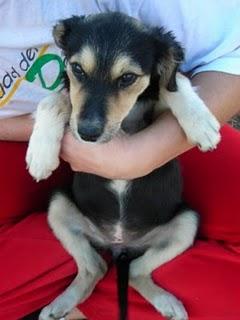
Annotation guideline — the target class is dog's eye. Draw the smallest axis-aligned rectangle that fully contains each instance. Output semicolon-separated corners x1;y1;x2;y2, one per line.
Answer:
71;63;86;80
118;73;137;88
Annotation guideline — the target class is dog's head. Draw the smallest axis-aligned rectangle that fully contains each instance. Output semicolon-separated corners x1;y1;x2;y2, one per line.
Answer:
53;12;184;142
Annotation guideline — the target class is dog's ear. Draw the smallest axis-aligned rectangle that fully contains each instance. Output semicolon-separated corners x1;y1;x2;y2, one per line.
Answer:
53;15;86;50
151;27;184;92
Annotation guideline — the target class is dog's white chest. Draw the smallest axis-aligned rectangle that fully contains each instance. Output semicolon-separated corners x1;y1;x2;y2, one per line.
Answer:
112;222;124;244
109;179;129;196
108;179;130;244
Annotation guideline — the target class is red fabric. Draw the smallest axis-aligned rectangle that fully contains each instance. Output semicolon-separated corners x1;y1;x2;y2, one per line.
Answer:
0;142;72;225
0;125;240;320
81;241;240;320
179;126;240;244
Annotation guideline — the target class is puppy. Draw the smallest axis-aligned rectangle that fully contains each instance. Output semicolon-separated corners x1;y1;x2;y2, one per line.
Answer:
26;13;221;320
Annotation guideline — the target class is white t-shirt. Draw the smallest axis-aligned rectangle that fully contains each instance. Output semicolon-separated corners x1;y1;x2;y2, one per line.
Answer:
0;0;239;119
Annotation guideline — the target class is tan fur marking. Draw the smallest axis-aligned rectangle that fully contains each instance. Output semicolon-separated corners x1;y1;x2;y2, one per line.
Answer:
53;22;65;46
106;75;150;130
111;55;143;80
67;64;87;137
158;47;179;87
70;46;96;74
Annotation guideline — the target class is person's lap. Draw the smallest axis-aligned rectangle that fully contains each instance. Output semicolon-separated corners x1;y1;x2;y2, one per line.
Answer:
1;125;240;320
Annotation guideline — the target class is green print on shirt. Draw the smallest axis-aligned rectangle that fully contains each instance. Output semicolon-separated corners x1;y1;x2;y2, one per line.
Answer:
0;45;64;108
25;53;65;91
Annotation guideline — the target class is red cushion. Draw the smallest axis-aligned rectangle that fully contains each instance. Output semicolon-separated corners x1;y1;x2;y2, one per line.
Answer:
0;142;72;225
1;212;240;320
0;125;240;319
179;125;240;243
0;212;77;319
81;240;240;320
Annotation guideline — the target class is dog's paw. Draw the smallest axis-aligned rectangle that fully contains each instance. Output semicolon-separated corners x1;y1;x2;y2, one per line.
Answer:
39;302;70;320
181;107;221;152
26;132;60;181
153;292;188;320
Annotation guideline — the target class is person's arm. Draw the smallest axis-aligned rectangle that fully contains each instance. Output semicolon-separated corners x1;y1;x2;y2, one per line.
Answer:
60;71;240;179
0;114;33;141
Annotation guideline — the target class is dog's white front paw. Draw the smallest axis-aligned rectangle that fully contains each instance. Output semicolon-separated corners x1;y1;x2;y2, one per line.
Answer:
153;292;188;320
181;108;221;152
26;132;60;181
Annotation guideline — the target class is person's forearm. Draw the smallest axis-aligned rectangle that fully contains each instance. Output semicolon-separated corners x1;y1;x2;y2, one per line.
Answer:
191;71;240;123
0;114;33;141
125;71;240;176
60;71;240;180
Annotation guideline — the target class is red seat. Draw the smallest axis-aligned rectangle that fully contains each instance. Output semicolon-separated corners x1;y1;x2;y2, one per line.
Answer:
0;125;239;319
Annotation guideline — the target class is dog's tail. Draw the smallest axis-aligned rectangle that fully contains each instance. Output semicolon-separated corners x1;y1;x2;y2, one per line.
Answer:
114;250;131;320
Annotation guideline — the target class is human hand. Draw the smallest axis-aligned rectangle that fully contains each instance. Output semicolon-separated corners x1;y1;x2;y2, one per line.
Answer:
60;129;146;180
60;112;191;180
67;307;86;319
62;68;240;181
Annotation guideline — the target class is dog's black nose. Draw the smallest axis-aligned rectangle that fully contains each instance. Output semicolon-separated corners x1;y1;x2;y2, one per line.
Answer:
78;122;103;142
